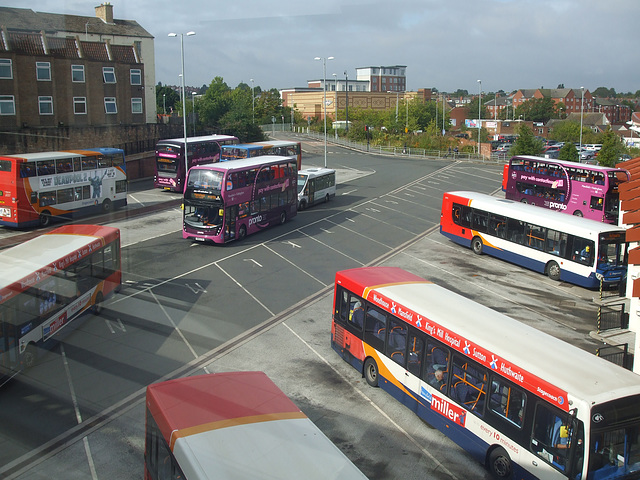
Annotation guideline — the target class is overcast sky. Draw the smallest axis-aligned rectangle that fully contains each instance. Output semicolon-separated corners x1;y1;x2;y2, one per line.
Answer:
6;0;640;95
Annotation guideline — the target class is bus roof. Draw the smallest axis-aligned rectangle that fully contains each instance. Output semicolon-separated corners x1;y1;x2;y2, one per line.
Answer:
511;155;628;173
446;191;625;238
2;151;86;161
221;144;266;151
157;135;238;145
253;140;299;147
0;225;119;299
299;167;335;177
190;155;295;172
336;267;640;410
146;371;367;480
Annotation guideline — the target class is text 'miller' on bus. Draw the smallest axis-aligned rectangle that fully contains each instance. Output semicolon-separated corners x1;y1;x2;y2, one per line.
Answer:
0;225;121;387
154;134;239;192
440;191;627;289
183;155;298;244
0;149;127;228
332;266;640;480
145;371;368;480
297;167;336;210
501;156;630;224
220;140;302;170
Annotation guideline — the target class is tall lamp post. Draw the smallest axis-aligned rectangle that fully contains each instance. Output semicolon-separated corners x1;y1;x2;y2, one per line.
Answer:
250;78;255;123
191;91;196;137
315;56;334;167
163;93;166;115
579;86;585;155
333;73;338;138
168;31;195;176
477;79;482;156
344;71;349;132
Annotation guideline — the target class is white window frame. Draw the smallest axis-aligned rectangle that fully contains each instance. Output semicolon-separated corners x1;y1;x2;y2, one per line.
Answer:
104;97;117;114
73;97;87;115
102;66;116;84
131;97;143;114
0;59;13;79
0;95;15;115
130;68;142;85
71;65;85;83
36;61;51;81
38;96;54;115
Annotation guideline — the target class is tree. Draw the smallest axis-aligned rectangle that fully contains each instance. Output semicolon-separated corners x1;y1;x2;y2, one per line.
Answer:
597;129;624;167
558;142;579;162
510;124;544;156
592;87;617;98
514;97;558;123
156;84;180;115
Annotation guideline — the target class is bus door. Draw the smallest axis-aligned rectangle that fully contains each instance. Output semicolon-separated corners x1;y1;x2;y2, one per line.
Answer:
225;206;237;241
308;179;315;205
0;318;19;377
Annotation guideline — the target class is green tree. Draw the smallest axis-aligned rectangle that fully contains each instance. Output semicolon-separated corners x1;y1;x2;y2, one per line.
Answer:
156;83;180;115
510;124;544;156
514;97;558;123
597;129;624;167
558;142;579;162
592;87;616;98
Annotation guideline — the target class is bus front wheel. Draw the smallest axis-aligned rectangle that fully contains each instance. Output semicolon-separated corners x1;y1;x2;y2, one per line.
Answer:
298;201;306;211
488;447;512;479
364;358;379;387
102;198;112;213
520;198;528;204
280;211;287;225
325;193;330;203
573;210;583;217
471;237;484;255
238;225;247;241
39;210;52;227
93;291;104;315
23;343;37;369
547;261;561;281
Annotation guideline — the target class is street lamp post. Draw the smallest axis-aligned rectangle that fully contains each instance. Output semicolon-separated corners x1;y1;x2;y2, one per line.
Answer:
344;71;349;132
250;78;255;124
315;56;334;168
168;31;195;178
333;73;338;139
163;93;166;115
477;79;482;157
579;86;585;155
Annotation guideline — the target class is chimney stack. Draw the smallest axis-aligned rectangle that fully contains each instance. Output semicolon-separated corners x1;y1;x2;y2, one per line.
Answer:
95;2;114;23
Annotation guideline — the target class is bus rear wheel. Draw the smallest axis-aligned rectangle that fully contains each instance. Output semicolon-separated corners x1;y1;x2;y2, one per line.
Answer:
547;261;561;281
280;211;287;225
325;193;330;203
488;447;512;479
298;201;306;211
39;210;52;227
93;291;104;315
102;198;112;213
364;358;379;387
23;343;37;369
471;237;484;255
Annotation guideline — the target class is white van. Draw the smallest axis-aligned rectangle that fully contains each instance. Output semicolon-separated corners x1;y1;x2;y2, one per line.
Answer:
297;167;336;210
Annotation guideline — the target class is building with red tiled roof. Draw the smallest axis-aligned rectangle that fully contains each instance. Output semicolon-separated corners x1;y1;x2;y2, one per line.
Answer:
0;3;156;127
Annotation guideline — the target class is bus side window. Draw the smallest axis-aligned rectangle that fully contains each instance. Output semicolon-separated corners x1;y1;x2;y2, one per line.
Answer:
531;404;573;472
386;319;407;366
489;376;526;427
451;355;487;416
334;288;349;323
407;332;424;377
424;342;450;392
363;307;387;353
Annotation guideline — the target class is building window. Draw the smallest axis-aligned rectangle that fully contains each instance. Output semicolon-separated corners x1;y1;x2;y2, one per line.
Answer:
0;59;13;79
103;67;116;84
38;96;53;115
130;69;142;85
104;97;117;114
36;62;51;81
71;65;85;83
131;97;143;114
73;97;87;114
0;95;15;115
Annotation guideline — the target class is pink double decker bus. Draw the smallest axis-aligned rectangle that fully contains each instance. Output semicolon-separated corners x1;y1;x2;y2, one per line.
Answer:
183;155;297;243
502;156;630;224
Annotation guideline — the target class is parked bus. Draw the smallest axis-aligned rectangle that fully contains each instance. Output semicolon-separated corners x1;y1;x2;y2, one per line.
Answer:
332;266;640;480
154;134;238;192
0;149;127;228
501;156;630;224
0;224;121;387
297;167;336;210
440;191;627;289
183;156;297;243
144;371;367;480
220;140;302;169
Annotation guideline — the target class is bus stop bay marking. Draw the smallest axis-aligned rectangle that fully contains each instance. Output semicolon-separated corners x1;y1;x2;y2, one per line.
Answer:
105;318;127;334
243;259;263;268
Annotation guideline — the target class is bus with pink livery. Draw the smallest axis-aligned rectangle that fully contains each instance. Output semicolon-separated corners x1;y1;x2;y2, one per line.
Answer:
182;155;297;243
502;156;629;224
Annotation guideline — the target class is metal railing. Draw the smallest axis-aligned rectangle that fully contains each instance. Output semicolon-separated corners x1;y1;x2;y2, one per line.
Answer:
597;303;629;332
596;343;633;370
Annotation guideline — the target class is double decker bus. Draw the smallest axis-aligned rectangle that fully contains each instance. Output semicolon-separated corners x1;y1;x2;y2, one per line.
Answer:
183;156;297;243
0;225;121;387
440;191;627;289
502;156;630;223
0;149;127;228
145;371;367;480
220;140;302;169
154;134;238;192
297;167;336;210
332;266;640;480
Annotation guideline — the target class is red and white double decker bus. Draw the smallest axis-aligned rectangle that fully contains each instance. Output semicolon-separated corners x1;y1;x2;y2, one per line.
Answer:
154;134;238;192
144;371;367;480
0;225;121;387
183;156;297;243
502;156;630;224
332;266;640;480
0;149;127;228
